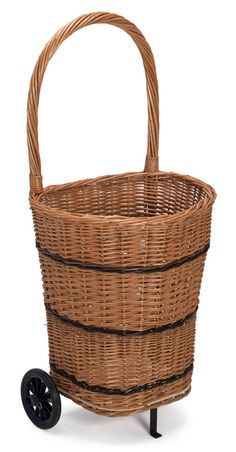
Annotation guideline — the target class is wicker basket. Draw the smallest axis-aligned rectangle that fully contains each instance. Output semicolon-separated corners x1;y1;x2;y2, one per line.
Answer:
27;12;216;417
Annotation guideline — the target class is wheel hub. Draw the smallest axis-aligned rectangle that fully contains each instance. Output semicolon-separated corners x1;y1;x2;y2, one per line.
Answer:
30;393;42;408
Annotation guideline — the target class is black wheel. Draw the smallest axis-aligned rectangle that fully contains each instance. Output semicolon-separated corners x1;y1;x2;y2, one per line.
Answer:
21;368;61;429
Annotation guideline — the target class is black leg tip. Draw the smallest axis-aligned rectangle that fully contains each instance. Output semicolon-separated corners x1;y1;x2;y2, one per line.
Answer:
150;431;162;438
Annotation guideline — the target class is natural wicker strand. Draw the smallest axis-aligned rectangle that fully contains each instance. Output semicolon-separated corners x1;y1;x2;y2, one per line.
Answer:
27;12;159;193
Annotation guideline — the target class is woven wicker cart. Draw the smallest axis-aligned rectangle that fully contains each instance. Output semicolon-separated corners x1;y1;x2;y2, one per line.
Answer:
21;12;216;437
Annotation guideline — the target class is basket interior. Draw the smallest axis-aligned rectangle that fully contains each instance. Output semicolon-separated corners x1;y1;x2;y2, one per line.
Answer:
40;173;210;218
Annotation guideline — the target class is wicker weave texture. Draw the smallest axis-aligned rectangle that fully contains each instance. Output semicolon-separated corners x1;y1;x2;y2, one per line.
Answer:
48;310;194;416
27;12;216;416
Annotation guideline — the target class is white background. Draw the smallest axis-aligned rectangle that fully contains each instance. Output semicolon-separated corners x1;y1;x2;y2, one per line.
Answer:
0;0;235;450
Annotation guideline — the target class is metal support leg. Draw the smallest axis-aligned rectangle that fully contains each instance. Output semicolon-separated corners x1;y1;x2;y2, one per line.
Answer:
150;408;162;438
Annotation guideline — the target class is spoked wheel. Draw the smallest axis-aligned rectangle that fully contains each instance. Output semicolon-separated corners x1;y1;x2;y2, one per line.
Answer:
21;368;61;429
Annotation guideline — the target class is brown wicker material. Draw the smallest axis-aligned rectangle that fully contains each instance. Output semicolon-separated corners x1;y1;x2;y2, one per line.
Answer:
27;12;216;416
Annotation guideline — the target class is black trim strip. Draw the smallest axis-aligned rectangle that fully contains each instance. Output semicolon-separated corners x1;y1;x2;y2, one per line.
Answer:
50;362;193;396
37;243;209;274
46;303;197;336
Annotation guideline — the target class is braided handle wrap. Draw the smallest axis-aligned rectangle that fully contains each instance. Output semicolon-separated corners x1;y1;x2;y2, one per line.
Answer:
27;12;159;193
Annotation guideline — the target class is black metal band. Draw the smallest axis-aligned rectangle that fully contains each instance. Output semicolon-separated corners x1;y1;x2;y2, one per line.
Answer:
46;303;197;336
37;242;209;274
50;362;193;396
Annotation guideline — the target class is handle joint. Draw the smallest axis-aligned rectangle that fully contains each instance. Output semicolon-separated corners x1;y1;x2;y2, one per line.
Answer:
144;156;158;173
29;174;43;194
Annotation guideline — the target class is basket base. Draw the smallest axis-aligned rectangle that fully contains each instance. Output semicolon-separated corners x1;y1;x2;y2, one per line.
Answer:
50;368;192;417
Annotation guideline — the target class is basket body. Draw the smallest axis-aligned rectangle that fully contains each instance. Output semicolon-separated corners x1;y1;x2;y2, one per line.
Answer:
27;12;216;416
31;172;215;415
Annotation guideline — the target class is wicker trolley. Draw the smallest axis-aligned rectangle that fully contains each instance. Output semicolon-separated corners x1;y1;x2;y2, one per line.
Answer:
21;12;216;437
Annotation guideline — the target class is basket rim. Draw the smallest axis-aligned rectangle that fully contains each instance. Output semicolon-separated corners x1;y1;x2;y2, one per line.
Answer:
30;171;216;224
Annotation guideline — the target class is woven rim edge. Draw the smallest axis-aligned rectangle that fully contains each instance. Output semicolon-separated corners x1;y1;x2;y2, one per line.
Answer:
30;171;216;224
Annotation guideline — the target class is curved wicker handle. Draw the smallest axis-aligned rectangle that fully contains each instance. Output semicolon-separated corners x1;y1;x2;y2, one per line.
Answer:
27;12;159;194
